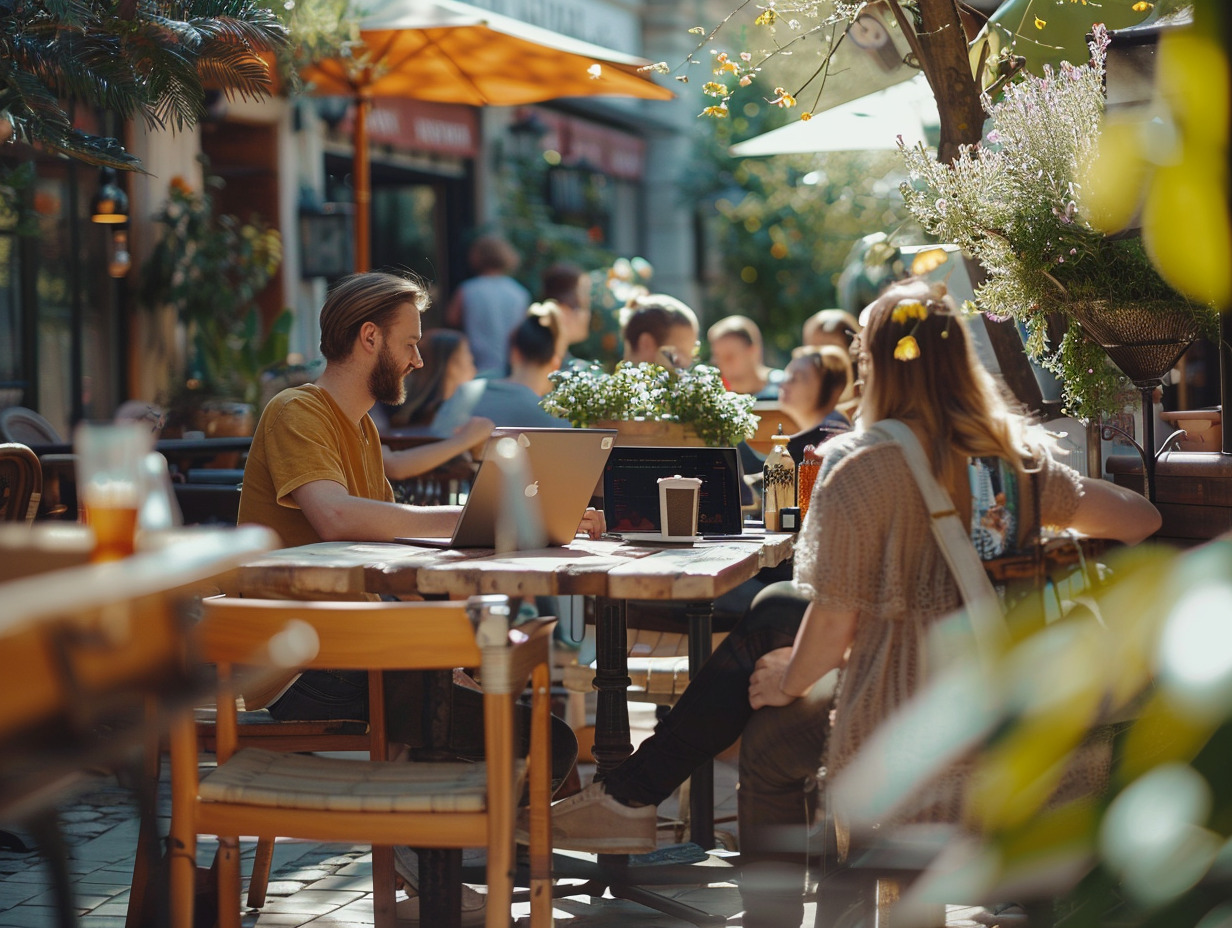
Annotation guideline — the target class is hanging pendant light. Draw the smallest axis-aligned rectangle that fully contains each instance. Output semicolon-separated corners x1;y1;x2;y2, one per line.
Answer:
90;167;129;224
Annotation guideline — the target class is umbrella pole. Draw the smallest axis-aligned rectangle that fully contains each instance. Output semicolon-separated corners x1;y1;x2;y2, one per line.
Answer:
354;87;372;273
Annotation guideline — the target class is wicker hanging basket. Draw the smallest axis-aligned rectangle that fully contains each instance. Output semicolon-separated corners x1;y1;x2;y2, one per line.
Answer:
1068;300;1202;386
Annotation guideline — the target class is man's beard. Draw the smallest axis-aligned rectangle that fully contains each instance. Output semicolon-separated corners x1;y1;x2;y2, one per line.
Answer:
368;343;408;406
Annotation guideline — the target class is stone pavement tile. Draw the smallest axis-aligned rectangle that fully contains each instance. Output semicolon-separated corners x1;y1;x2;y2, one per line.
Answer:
82;903;129;918
333;862;372;877
305;876;373;893
72;820;139;862
77;915;126;928
21;889;115;911
0;903;58;928
278;890;366;908
248;913;309;927
256;897;350;916
327;899;374;924
300;917;373;928
271;869;331;883
264;880;309;897
0;883;44;907
0;870;51;884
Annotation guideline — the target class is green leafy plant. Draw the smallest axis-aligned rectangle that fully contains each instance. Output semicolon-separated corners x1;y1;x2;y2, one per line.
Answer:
140;173;290;411
0;0;286;171
541;361;758;448
899;24;1217;419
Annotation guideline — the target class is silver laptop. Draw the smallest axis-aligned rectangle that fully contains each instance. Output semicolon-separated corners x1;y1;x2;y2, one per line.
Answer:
395;427;617;549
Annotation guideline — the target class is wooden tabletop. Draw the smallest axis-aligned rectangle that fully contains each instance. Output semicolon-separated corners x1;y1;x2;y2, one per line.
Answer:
234;534;796;602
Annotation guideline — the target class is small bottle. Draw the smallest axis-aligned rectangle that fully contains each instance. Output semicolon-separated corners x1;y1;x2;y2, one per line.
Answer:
797;444;821;525
762;424;795;532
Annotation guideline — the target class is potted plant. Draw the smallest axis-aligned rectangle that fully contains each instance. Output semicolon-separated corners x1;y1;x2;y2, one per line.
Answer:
540;361;759;448
140;174;292;434
898;24;1218;421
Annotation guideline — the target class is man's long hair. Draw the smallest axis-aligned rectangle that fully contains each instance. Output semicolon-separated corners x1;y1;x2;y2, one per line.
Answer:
319;272;430;362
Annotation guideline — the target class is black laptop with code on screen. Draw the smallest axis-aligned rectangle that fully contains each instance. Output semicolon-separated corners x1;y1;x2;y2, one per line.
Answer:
601;445;749;538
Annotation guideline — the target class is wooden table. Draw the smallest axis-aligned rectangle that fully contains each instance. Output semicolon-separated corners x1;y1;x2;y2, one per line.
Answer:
0;524;278;928
234;534;795;850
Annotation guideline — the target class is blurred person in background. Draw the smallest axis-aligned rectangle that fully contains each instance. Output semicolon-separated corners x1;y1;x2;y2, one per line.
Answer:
444;234;529;376
431;303;570;432
777;345;854;463
802;308;860;352
540;262;593;369
707;315;784;398
620;293;700;368
377;328;492;482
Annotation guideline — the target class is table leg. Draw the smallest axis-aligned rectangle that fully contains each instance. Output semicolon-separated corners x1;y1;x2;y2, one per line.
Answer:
685;600;715;851
591;596;632;781
413;670;461;928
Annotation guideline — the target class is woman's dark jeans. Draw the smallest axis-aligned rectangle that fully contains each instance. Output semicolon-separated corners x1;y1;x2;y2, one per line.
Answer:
601;579;810;807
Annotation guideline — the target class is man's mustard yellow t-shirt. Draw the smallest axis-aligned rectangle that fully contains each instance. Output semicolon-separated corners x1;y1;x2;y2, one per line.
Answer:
239;383;393;547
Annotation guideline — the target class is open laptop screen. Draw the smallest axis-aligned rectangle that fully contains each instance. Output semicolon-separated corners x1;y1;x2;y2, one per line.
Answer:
602;446;744;536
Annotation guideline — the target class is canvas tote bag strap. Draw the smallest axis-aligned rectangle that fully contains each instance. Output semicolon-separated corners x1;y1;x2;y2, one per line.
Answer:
871;419;1010;661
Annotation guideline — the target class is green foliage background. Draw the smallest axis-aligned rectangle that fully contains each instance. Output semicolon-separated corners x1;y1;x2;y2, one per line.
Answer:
686;87;924;366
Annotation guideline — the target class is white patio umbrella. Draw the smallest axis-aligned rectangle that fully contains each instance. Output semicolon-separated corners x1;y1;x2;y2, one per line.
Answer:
728;74;940;157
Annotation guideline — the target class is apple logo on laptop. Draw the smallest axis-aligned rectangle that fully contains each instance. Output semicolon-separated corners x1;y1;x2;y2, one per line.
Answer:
524;481;539;498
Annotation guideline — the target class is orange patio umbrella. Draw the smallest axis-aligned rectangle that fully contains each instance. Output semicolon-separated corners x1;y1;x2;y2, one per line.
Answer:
301;0;674;271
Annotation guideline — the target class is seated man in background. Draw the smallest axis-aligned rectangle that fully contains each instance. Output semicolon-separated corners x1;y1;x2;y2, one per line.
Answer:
706;314;784;399
239;271;600;925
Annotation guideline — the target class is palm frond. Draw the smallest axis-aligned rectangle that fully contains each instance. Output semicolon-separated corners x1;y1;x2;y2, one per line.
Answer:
1;0;288;168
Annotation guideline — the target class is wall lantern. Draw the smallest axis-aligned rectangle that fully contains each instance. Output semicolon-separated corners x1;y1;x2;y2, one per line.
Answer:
90;167;129;224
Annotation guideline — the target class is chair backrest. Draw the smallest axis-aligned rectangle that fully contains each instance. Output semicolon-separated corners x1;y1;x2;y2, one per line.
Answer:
195;598;485;671
0;407;63;445
0;443;42;523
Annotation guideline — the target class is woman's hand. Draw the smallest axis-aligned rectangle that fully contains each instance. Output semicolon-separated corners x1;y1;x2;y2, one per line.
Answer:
577;507;606;539
749;647;799;709
453;416;494;450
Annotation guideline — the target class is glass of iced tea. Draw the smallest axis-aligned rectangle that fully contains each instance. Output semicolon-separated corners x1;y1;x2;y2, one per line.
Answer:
74;422;152;562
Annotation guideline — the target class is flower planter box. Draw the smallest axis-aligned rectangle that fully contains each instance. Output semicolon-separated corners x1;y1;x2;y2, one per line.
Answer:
593;419;706;447
1107;451;1232;547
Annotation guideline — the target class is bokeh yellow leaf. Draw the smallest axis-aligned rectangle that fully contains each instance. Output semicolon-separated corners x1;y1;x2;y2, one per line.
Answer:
1142;161;1232;307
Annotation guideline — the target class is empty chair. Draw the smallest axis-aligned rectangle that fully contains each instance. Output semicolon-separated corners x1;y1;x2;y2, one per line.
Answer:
0;443;41;523
170;594;556;928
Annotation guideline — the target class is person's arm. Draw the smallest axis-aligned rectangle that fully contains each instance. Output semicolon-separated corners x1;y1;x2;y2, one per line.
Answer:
1067;476;1161;546
382;416;493;480
291;479;461;542
749;602;858;709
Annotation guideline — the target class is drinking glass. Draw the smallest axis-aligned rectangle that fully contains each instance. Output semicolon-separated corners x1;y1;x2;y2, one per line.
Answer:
74;422;153;562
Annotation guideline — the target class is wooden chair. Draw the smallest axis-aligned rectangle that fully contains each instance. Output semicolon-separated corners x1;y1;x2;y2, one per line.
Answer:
170;595;556;928
0;442;42;523
0;407;71;518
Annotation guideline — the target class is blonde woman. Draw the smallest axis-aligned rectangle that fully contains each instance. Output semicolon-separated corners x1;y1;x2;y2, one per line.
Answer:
737;280;1161;927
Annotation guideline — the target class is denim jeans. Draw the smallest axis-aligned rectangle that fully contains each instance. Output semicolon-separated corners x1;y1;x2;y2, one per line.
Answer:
737;670;835;928
602;580;810;807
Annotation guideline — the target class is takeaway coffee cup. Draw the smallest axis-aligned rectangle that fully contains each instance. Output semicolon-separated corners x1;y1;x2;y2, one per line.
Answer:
657;475;702;539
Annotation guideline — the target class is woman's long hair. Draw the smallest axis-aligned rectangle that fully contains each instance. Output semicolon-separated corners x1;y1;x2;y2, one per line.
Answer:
860;280;1032;483
388;328;468;427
